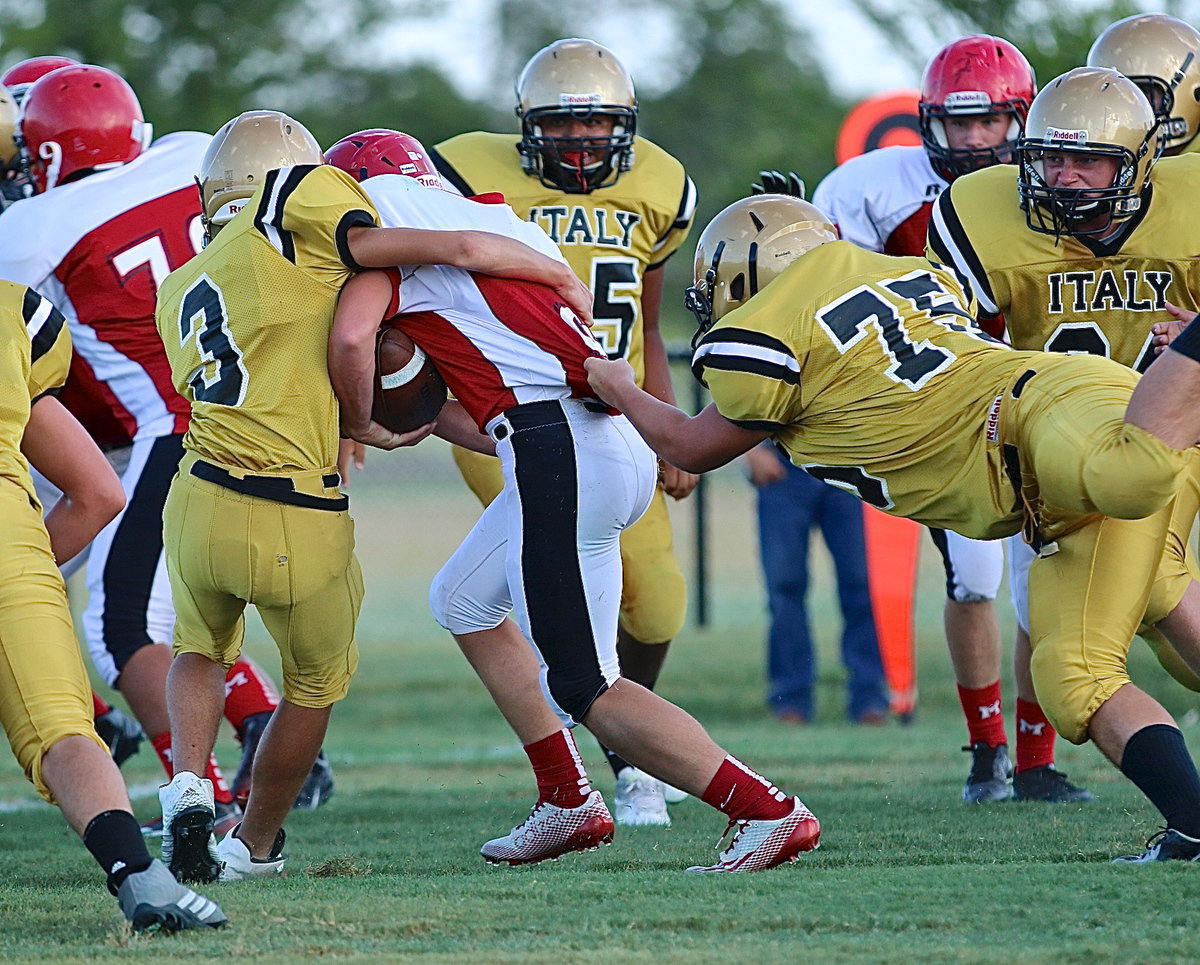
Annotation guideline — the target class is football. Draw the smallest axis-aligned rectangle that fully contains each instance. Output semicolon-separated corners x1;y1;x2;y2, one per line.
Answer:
372;326;447;434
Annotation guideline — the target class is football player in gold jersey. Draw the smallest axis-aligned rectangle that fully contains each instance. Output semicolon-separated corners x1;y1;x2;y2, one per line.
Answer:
588;194;1200;861
1087;13;1200;157
0;282;227;930
927;67;1200;773
432;38;699;826
155;111;593;884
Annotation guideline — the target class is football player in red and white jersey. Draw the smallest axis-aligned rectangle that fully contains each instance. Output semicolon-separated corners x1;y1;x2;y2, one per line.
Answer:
812;37;1091;805
0;64;331;827
327;133;821;874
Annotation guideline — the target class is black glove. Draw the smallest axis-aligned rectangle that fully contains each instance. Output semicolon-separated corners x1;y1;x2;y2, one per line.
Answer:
751;170;806;199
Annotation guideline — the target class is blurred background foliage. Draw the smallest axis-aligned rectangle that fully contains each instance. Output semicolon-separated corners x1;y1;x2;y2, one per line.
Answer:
0;0;1186;338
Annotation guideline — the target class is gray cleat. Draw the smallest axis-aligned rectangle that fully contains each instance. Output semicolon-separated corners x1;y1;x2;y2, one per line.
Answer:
117;859;227;933
962;742;1013;803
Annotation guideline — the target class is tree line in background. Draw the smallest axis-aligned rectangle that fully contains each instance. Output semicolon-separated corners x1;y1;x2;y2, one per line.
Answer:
0;0;1184;339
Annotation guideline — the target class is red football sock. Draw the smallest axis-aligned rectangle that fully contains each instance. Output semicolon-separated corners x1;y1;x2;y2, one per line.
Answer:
701;756;793;822
150;731;174;778
151;731;234;803
206;758;234;804
957;681;1007;747
92;692;112;718
524;729;591;808
223;658;279;736
1015;697;1057;773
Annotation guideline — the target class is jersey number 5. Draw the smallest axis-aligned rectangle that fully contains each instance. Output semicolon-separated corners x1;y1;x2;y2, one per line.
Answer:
177;274;248;407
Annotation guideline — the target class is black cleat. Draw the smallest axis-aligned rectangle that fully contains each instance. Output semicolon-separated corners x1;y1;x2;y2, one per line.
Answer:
1114;828;1200;863
232;711;334;810
230;711;271;808
1012;764;1096;803
962;742;1012;803
294;751;335;810
94;706;146;768
117;859;227;932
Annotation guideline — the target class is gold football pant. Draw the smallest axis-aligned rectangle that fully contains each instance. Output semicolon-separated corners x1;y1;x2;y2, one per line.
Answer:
452;444;686;644
0;484;105;801
163;453;363;708
1006;357;1192;743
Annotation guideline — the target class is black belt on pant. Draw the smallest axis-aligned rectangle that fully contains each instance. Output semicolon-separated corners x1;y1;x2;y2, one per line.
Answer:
499;398;609;435
190;460;347;511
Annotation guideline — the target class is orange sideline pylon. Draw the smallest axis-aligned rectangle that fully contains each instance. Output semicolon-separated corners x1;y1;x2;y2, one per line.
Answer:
863;506;921;719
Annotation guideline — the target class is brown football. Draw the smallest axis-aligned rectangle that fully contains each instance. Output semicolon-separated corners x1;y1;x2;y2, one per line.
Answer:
372;326;447;433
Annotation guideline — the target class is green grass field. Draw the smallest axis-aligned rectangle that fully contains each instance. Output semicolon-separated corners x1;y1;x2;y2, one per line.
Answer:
1;439;1198;964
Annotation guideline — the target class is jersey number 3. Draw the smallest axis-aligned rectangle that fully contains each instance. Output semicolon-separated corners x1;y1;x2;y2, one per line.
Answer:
177;274;248;407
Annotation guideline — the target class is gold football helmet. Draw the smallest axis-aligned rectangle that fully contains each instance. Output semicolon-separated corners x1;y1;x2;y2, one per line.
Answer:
1016;67;1158;238
685;195;838;344
515;38;636;193
199;110;322;238
1087;13;1200;155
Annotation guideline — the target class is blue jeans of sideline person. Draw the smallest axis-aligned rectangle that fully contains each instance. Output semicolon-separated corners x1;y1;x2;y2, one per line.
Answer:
754;446;889;722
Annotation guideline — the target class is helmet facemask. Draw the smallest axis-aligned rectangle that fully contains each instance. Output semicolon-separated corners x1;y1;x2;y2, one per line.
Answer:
920;97;1026;180
518;104;636;193
1017;138;1155;239
684;241;726;350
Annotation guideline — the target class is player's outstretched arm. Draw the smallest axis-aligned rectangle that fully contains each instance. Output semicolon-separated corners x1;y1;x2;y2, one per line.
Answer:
329;270;435;450
347;226;594;327
639;265;699;500
22;396;124;565
585;357;769;472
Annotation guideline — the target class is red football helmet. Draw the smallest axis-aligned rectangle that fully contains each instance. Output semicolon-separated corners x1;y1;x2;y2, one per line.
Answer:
16;64;150;192
324;129;445;189
919;35;1036;181
1;55;79;105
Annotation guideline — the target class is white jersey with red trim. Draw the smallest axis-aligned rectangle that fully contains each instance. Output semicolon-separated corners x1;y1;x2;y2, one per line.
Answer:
812;146;946;257
0;132;209;447
360;174;608;428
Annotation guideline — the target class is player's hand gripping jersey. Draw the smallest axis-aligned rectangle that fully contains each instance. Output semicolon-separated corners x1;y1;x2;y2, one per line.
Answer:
432;132;695;382
156;164;378;474
927;155;1200;367
360;174;607;427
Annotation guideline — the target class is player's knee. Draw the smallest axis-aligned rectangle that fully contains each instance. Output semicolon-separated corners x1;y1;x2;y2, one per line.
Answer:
619;578;686;644
1082;428;1183;519
1029;642;1117;745
429;573;507;634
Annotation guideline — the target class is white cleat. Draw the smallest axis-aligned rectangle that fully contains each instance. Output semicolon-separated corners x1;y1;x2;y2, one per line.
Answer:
614;767;671;827
159;772;221;884
686;797;821;873
481;790;615;865
217;824;287;881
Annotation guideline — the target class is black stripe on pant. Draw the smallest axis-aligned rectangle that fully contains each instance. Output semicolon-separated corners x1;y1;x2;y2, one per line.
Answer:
101;433;184;670
509;404;609;722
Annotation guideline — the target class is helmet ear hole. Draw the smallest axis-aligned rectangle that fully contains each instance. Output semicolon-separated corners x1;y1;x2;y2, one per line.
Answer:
729;274;745;302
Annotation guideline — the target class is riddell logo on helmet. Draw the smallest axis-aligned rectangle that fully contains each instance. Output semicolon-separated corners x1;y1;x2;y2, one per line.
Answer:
943;91;991;111
215;199;247;223
1044;127;1088;143
559;92;602;107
